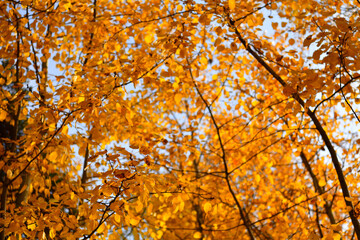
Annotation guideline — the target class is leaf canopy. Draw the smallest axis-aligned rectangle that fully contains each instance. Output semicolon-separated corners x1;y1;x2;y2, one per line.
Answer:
1;0;360;239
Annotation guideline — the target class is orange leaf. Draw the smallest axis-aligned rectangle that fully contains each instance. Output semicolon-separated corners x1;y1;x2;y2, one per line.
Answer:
283;86;296;96
229;0;235;10
114;169;130;179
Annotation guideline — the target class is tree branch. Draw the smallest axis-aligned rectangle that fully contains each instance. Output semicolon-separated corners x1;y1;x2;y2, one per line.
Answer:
187;59;256;240
227;15;360;238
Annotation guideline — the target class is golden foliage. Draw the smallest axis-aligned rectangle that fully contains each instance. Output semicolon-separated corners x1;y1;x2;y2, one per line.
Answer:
1;0;360;239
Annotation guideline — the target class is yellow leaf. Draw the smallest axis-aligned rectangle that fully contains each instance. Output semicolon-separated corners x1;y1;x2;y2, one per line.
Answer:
135;201;143;213
22;107;28;116
114;214;121;223
116;103;122;112
63;2;71;10
97;223;105;234
70;192;75;200
0;110;7;121
228;0;235;10
49;123;56;131
203;202;212;213
49;228;56;239
179;200;184;212
115;43;121;52
144;34;153;44
7;169;12;178
333;233;342;240
174;93;181;105
318;179;326;187
194;232;202;239
48;151;58;161
28;223;36;231
130;216;140;226
61;125;68;134
255;174;261;183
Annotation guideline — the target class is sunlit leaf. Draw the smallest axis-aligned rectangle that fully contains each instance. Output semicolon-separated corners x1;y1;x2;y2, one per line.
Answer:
229;0;235;11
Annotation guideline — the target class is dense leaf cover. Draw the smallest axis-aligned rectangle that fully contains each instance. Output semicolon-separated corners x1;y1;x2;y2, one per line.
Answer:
1;0;360;239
